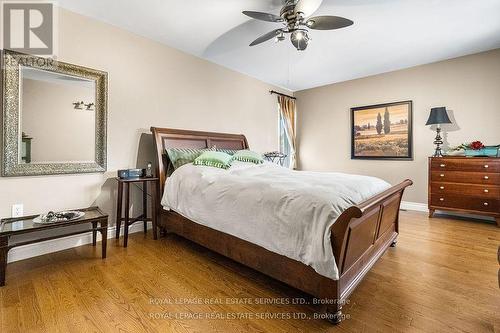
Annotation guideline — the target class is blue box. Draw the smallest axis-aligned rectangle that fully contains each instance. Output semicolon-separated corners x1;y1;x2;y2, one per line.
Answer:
464;146;499;157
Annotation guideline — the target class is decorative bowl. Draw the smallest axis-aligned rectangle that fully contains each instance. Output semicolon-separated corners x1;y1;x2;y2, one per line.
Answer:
33;211;85;224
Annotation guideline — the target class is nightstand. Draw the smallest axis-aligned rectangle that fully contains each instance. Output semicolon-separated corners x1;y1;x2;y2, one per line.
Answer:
115;177;159;247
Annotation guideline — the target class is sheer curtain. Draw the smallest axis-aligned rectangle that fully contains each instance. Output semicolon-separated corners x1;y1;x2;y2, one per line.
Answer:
277;95;297;169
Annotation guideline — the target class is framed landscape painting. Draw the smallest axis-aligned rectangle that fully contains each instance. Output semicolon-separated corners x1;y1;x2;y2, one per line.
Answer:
351;101;413;160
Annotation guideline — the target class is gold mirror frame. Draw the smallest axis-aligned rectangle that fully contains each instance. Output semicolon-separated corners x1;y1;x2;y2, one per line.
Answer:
1;50;107;176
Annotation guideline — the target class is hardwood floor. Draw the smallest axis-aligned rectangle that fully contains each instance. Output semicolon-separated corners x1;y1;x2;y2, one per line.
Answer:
1;211;499;333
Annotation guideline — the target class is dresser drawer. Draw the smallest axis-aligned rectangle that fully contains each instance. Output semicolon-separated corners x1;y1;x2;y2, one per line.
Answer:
431;159;500;172
430;182;500;198
431;194;499;213
431;171;500;185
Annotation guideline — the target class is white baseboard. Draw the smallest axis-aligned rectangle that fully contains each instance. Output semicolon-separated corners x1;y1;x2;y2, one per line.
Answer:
401;201;428;212
4;200;478;264
7;223;151;263
400;201;495;222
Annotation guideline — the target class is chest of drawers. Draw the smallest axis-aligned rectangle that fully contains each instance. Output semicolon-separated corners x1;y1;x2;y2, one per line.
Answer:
428;157;500;227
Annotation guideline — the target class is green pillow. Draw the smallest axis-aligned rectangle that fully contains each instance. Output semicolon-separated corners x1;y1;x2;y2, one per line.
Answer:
193;151;233;169
217;148;239;155
166;148;205;170
232;150;264;164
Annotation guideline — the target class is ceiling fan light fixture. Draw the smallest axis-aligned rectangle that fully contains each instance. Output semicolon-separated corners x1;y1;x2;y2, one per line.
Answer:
291;29;309;50
244;0;353;51
275;32;286;43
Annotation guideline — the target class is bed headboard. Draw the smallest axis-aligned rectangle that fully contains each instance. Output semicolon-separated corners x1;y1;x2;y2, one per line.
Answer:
151;127;249;192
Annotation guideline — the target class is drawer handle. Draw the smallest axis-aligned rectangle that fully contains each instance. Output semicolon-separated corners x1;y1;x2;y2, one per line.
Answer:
440;174;445;177
484;165;489;168
440;164;446;168
484;202;489;206
484;176;489;180
440;186;445;190
484;189;489;193
439;198;445;201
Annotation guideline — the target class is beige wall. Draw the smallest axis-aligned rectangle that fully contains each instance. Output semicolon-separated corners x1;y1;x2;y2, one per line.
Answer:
0;8;285;218
296;49;500;204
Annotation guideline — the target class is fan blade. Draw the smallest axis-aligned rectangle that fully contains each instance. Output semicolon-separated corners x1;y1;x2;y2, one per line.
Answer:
305;16;353;30
242;11;283;23
249;29;283;46
294;0;323;17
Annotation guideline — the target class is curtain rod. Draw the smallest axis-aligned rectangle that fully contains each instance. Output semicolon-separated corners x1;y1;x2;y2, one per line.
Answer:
269;90;296;100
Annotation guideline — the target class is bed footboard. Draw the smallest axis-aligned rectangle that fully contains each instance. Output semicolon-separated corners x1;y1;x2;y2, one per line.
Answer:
327;179;413;322
158;179;412;324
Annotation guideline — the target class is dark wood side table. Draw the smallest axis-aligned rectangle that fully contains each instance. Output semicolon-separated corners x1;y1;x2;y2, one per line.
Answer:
115;177;159;247
0;207;108;286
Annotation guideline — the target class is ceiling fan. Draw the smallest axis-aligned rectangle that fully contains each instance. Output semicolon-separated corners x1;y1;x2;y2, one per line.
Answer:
243;0;353;51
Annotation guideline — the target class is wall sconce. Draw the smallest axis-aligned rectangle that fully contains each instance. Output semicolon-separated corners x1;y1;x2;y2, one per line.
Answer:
73;101;95;111
73;101;84;109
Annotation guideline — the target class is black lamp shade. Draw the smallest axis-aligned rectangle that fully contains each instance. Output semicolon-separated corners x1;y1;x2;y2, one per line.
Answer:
426;107;452;125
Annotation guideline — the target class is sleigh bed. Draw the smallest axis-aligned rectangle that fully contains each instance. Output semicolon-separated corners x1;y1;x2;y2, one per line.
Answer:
151;127;412;324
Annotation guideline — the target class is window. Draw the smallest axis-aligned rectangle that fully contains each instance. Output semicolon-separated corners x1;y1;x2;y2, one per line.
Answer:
275;94;297;169
279;110;292;168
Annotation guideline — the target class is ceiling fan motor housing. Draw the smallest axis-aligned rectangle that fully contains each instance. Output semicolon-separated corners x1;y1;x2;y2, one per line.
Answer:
280;3;304;28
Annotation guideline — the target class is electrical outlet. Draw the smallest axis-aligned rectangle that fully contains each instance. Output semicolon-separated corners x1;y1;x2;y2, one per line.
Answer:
11;204;23;218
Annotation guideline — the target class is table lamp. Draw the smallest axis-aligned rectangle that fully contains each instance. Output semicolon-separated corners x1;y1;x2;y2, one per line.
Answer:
426;107;452;157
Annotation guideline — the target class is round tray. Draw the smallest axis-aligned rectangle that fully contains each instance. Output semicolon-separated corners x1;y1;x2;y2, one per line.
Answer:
33;211;85;224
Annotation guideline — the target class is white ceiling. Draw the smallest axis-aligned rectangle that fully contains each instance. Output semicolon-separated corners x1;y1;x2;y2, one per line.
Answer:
57;0;500;91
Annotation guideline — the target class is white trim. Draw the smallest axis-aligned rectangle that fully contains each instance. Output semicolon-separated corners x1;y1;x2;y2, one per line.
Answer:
7;201;428;264
7;223;151;263
5;200;487;264
400;201;495;222
400;201;428;212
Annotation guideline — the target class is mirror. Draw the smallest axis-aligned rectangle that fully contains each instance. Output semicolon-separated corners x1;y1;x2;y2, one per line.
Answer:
2;50;107;176
21;67;96;163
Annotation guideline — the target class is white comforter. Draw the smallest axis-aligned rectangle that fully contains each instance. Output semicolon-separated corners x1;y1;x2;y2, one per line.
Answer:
161;161;391;280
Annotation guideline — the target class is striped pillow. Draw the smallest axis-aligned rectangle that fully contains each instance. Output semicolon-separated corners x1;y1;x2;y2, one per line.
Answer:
232;150;264;164
217;148;239;156
166;148;205;170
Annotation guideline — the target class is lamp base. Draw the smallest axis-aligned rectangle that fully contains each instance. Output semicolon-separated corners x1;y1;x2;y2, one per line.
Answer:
433;127;445;157
433;150;444;158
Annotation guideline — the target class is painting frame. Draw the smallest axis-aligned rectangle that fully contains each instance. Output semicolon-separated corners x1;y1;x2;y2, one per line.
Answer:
351;100;413;161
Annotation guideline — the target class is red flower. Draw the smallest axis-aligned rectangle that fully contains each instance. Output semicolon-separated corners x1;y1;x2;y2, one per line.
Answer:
470;141;485;150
